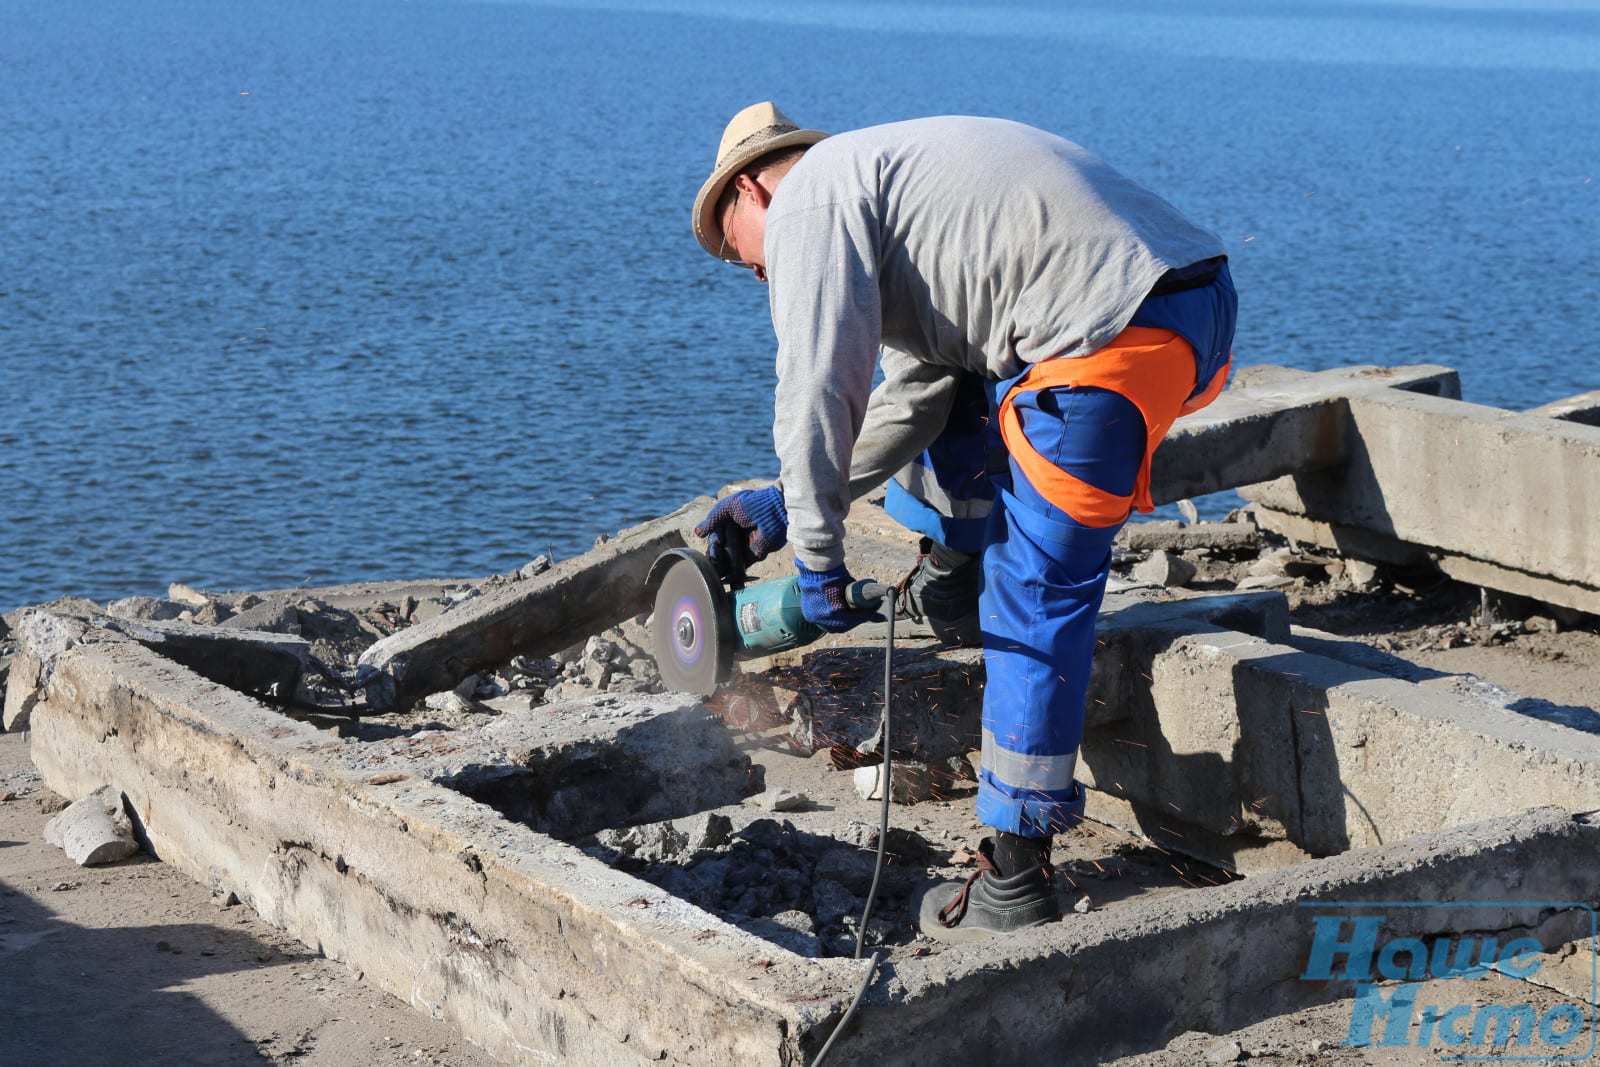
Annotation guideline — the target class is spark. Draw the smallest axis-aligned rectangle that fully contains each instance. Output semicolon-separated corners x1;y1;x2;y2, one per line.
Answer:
1113;738;1146;748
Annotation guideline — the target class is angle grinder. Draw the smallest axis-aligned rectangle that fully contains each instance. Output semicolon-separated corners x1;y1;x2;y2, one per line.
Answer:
647;547;890;696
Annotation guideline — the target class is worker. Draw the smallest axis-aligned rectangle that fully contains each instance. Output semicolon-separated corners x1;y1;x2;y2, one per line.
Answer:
691;102;1237;942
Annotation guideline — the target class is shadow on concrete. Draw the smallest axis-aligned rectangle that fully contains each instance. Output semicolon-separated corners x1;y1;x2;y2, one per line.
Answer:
1507;698;1600;735
0;875;285;1066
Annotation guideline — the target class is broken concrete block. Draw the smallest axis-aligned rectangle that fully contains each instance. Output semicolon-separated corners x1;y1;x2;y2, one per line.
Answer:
1132;549;1197;588
106;596;188;622
43;785;138;866
678;812;732;851
1176;499;1200;525
1346;559;1380;590
756;789;810;812
220;596;301;634
166;582;212;608
1236;574;1293;591
853;760;938;805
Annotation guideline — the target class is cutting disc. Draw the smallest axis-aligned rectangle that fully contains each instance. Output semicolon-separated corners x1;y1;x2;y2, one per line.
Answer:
650;550;734;696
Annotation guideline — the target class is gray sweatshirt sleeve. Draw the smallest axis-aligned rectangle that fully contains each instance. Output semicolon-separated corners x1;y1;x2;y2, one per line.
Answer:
847;345;961;501
766;197;881;573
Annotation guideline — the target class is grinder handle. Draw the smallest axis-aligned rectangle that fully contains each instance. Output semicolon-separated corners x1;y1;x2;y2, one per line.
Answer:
844;579;893;609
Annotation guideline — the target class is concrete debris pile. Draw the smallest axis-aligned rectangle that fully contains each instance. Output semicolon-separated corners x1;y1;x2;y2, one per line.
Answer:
590;816;933;958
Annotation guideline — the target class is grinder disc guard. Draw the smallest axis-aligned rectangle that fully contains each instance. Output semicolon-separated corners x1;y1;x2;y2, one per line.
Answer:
649;549;734;696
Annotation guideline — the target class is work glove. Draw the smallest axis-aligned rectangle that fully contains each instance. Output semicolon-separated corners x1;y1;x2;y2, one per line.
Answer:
796;559;876;634
695;486;788;581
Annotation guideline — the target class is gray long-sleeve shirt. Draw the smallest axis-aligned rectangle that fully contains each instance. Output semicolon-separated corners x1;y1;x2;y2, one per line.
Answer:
762;116;1225;570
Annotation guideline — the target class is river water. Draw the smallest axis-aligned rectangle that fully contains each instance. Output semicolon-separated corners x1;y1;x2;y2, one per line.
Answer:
3;0;1597;612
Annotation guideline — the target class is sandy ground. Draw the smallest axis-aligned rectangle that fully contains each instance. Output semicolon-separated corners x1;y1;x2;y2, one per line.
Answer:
3;527;1598;1066
0;729;501;1067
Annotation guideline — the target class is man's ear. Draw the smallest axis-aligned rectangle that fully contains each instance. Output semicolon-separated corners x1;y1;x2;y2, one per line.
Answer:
738;171;774;209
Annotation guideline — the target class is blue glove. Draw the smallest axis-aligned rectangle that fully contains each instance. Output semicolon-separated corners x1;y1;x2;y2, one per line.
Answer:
796;559;876;634
695;487;788;579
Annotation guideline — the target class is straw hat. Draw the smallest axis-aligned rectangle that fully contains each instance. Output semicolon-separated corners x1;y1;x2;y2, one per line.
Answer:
692;102;828;260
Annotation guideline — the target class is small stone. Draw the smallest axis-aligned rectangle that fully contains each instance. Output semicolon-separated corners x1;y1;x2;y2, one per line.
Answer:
1205;1038;1244;1063
811;878;858;925
853;761;940;804
155;940;171;952
518;556;551;580
422;692;474;714
757;789;810;813
678;813;733;851
0;790;17;803
1346;559;1380;591
1308;1039;1327;1052
1176;499;1199;525
1236;574;1293;591
1073;896;1093;914
1246;547;1295;578
1132;549;1197;588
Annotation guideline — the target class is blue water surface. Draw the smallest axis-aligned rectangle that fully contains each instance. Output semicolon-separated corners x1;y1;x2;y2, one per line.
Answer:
2;0;1597;612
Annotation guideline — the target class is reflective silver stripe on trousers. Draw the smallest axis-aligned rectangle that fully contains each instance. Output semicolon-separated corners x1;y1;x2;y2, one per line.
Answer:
980;729;1078;792
893;463;994;520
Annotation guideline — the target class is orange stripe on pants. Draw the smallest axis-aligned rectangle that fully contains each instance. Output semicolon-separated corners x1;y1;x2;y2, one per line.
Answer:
997;327;1230;527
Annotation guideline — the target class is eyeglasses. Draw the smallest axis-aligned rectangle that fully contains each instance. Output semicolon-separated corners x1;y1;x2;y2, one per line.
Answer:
717;188;744;265
717;181;767;281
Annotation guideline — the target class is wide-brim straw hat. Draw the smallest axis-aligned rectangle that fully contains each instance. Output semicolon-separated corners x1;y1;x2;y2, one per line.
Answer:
693;101;828;260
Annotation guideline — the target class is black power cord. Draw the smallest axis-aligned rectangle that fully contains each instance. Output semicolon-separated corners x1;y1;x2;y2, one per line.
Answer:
811;588;895;1067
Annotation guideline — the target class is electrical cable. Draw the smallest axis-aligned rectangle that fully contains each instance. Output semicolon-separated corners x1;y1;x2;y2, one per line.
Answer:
811;589;895;1067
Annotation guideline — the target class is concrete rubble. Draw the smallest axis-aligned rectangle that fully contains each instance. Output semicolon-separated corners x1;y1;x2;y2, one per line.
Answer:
42;784;139;866
2;363;1599;1064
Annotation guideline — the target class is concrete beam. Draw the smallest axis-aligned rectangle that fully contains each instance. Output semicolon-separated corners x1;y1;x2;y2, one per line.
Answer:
1079;619;1600;866
1149;363;1459;504
358;501;707;712
1239;385;1600;606
1527;389;1600;427
850;808;1600;1065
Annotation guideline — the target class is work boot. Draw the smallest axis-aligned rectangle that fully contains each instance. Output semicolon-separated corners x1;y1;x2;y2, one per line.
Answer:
896;538;981;647
914;837;1060;944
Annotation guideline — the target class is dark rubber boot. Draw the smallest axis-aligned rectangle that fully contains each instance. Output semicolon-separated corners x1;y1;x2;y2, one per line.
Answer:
896;538;982;647
914;838;1060;944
